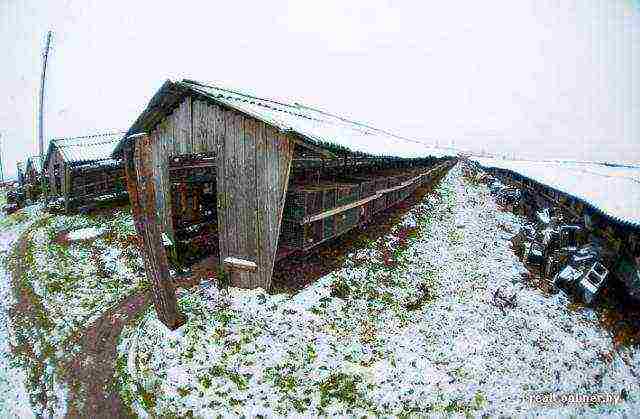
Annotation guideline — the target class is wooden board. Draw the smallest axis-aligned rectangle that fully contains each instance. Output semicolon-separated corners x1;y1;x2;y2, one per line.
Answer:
207;105;294;289
138;94;295;291
123;135;184;330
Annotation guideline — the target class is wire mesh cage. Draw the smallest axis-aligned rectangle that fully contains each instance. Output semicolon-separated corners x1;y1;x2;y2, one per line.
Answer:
336;183;360;206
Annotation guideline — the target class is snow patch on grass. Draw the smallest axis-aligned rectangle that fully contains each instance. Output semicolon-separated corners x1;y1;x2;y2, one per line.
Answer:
4;207;147;416
0;204;42;418
66;226;106;241
116;165;640;417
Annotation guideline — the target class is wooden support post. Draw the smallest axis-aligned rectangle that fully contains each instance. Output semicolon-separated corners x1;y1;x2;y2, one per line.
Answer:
124;134;184;330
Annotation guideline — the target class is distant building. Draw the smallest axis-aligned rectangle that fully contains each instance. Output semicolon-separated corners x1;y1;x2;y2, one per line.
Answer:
44;132;127;210
22;155;45;200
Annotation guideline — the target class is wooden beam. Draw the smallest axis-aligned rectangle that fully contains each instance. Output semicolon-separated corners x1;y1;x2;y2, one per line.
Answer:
124;133;184;330
300;168;435;224
289;136;337;159
303;193;380;223
223;257;258;272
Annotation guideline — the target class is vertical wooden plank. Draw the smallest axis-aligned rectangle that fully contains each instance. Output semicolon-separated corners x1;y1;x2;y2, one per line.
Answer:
243;117;258;288
123;137;184;330
254;122;269;288
263;125;276;287
183;96;193;155
234;114;247;288
200;99;211;153
174;100;183;155
63;165;71;210
48;151;56;196
170;104;184;156
225;109;238;259
161;130;174;241
205;102;216;153
215;104;229;266
187;96;194;154
222;106;239;287
191;99;202;154
267;133;294;289
235;114;250;288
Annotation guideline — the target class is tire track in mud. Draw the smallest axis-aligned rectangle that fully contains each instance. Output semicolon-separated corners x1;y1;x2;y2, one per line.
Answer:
9;231;151;418
62;291;149;418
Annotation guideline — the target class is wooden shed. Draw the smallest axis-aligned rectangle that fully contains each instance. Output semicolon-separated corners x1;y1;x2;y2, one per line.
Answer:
113;79;455;329
23;156;45;200
44;132;128;210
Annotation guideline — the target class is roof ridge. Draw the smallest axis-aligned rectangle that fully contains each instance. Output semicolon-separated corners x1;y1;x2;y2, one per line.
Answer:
180;79;301;111
51;131;125;142
181;79;327;124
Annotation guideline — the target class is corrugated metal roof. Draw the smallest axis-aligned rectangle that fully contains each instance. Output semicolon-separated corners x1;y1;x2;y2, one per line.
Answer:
46;132;124;166
114;79;452;160
474;157;640;228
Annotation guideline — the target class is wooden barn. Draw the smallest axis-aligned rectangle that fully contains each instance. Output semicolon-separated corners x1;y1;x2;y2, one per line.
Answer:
113;79;455;329
44;132;128;210
23;156;45;200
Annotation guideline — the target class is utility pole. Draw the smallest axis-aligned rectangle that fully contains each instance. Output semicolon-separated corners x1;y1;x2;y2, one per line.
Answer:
38;31;53;199
0;133;4;183
38;31;53;158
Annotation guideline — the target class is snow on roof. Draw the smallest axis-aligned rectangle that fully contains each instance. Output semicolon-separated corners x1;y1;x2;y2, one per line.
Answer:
115;79;452;160
45;132;124;166
474;157;640;228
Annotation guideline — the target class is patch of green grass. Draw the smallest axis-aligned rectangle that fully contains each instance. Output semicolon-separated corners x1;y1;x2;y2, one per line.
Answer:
0;208;31;229
318;373;365;409
4;208;149;417
448;228;464;245
330;277;351;299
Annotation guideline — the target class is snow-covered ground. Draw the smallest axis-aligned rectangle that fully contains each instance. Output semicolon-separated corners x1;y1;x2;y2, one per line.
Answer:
0;205;147;417
116;164;640;417
0;205;43;419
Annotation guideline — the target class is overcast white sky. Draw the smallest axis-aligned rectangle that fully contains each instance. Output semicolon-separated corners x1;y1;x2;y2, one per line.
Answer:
1;0;638;177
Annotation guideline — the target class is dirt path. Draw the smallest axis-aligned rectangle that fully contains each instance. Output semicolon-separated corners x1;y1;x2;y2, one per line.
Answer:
62;291;149;418
8;231;151;418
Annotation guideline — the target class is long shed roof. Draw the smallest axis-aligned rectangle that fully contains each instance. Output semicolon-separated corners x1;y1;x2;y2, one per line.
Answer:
113;79;452;159
474;157;640;228
44;132;124;167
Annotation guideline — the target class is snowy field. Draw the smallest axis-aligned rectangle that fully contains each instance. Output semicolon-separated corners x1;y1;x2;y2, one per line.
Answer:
116;164;640;417
0;204;148;417
0;205;40;418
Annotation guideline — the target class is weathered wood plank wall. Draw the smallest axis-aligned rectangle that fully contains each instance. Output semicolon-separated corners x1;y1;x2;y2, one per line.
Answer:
47;150;59;196
143;94;294;290
46;148;68;199
214;104;294;289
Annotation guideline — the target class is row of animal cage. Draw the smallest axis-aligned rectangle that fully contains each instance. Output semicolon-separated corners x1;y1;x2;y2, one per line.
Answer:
478;163;640;305
279;165;445;252
282;168;424;222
